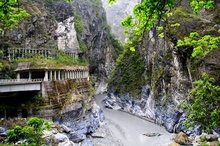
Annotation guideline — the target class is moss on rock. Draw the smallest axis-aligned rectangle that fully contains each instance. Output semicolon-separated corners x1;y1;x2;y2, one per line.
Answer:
108;40;145;98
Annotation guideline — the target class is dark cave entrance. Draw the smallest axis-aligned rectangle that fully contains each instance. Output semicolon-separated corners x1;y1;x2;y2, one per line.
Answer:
0;91;39;119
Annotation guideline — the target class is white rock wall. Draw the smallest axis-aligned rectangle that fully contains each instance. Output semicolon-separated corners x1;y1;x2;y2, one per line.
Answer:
56;16;80;58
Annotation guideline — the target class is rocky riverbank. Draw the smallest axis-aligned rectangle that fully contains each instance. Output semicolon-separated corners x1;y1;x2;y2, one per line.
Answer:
0;103;104;146
169;132;220;146
102;92;186;133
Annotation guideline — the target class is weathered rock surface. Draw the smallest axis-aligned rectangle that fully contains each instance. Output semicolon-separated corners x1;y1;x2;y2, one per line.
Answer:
54;103;104;143
0;127;6;143
174;132;191;145
72;0;116;94
41;103;104;146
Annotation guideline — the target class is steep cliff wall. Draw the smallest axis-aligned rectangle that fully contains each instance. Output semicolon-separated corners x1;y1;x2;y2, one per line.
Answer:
72;0;117;94
104;0;220;134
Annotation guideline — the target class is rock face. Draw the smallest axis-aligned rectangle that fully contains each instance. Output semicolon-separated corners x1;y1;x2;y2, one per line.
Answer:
105;0;220;134
44;123;95;146
56;16;80;56
0;127;6;143
0;2;77;53
38;78;105;143
54;103;105;143
72;0;116;94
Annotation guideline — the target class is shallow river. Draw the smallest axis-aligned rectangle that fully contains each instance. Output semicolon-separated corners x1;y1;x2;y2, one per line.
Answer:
93;94;174;146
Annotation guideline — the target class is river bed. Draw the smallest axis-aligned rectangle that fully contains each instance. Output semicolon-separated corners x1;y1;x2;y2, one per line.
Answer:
92;94;174;146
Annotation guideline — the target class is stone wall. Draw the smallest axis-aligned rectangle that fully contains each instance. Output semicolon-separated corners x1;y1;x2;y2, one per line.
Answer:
36;78;92;120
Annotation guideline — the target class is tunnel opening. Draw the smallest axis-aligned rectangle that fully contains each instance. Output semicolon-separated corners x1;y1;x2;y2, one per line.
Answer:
32;71;45;79
0;91;40;119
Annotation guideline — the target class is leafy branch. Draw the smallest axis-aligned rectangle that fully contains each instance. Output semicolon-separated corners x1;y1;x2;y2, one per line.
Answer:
177;32;220;58
0;0;30;32
121;0;174;36
190;0;215;14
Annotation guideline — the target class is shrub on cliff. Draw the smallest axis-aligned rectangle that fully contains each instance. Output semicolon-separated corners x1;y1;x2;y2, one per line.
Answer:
184;73;220;132
6;117;50;145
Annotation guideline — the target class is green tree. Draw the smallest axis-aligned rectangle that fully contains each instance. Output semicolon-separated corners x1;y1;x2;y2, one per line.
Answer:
184;73;220;132
6;126;23;144
6;117;51;145
0;0;30;32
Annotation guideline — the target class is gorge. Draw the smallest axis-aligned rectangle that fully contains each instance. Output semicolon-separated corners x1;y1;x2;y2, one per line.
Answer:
0;0;220;146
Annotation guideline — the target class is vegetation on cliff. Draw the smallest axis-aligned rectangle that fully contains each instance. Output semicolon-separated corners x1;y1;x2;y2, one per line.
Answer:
0;0;29;32
73;8;88;53
183;73;220;132
177;32;220;58
108;36;145;97
6;117;50;145
13;49;88;68
0;0;29;70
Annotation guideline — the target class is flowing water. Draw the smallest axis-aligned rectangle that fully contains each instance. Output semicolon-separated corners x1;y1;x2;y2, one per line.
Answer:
93;94;174;146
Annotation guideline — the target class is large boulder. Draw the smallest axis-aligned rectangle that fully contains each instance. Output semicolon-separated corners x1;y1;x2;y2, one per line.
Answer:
174;132;191;145
54;133;75;146
0;127;6;136
0;127;6;142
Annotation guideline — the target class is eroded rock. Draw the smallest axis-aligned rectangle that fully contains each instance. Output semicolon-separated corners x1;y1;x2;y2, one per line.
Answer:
174;132;191;145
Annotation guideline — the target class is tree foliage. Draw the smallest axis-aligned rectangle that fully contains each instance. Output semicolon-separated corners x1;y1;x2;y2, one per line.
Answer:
190;0;214;14
6;117;51;145
184;73;220;132
121;0;174;36
0;0;30;32
177;32;220;58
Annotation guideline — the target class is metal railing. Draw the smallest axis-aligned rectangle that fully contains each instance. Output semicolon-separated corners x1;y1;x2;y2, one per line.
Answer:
0;79;43;84
7;48;78;60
